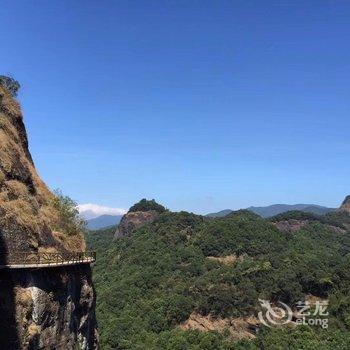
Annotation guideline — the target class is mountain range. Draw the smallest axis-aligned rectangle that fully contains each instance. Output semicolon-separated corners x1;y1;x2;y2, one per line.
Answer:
86;214;122;230
87;197;350;349
206;203;335;218
88;204;336;230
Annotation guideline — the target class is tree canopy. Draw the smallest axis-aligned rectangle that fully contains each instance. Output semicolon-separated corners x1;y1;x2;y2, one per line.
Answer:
87;209;350;349
0;76;20;97
128;198;166;213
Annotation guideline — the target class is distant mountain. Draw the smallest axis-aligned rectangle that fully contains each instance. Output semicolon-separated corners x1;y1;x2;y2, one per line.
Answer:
248;204;335;218
340;195;350;214
206;209;233;218
86;214;122;230
207;204;335;218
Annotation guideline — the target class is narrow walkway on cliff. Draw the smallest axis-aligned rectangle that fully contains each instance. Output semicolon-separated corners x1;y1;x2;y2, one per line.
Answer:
0;251;96;269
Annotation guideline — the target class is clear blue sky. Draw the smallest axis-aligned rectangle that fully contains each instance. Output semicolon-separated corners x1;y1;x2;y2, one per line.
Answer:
1;0;349;214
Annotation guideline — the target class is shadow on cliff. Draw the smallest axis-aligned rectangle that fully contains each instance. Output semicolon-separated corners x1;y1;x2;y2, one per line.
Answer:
0;232;20;349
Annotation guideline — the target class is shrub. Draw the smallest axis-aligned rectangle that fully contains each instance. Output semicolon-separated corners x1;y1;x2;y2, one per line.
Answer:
51;190;85;235
0;76;20;97
269;210;319;222
128;199;166;213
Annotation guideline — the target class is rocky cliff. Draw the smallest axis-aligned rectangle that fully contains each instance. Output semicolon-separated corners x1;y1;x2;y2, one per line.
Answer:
115;199;165;239
0;83;98;349
340;195;350;214
115;210;160;238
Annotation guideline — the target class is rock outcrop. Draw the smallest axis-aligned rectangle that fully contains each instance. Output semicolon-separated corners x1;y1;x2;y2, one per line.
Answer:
340;196;350;214
179;313;259;341
115;199;166;239
0;83;98;349
115;210;160;238
273;219;310;233
0;266;98;349
207;254;246;265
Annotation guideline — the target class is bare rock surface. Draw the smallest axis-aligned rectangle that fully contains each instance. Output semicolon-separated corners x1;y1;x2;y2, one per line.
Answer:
273;219;310;233
340;195;350;214
115;210;160;238
179;312;259;340
1;266;98;349
207;254;246;265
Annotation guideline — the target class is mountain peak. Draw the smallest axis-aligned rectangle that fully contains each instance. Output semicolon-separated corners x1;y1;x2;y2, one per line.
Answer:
340;195;350;213
128;198;166;213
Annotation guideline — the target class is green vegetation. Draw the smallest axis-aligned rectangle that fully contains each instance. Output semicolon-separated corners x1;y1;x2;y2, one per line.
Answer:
128;199;166;213
323;211;350;228
270;210;350;230
0;76;20;97
52;190;85;235
269;210;320;222
87;207;350;349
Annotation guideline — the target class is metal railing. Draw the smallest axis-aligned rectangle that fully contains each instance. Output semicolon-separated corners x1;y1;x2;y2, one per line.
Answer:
0;251;96;267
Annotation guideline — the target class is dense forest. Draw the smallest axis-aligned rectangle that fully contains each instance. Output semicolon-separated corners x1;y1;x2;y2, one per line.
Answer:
87;204;350;349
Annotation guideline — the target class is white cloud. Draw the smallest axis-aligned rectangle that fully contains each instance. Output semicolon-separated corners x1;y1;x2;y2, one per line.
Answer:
78;203;127;220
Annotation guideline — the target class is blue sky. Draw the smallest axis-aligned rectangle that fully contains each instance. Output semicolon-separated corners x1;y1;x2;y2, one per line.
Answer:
1;0;349;215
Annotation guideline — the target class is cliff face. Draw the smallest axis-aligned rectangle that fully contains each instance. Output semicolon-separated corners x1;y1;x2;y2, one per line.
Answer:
115;210;160;238
115;199;166;239
0;266;98;349
0;86;98;349
340;196;350;214
0;86;84;254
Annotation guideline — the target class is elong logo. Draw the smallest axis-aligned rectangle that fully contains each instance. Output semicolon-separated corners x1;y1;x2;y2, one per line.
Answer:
258;299;329;329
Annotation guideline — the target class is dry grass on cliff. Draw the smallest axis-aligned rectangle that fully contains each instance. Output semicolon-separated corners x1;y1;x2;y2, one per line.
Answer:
0;169;4;184
4;180;30;199
0;113;23;144
0;86;87;253
0;199;40;233
0;130;12;173
15;287;33;308
0;127;31;179
52;230;86;252
0;87;21;117
27;324;41;339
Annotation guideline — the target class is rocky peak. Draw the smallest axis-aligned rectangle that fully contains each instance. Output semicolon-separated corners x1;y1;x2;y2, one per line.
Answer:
340;195;350;214
115;199;165;238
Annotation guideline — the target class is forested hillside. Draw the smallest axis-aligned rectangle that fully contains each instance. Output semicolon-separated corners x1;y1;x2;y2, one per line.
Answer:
207;204;334;218
87;205;350;349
